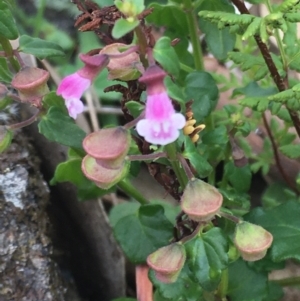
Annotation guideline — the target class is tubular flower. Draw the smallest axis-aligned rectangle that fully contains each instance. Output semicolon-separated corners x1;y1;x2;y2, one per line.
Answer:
57;53;109;119
136;65;185;145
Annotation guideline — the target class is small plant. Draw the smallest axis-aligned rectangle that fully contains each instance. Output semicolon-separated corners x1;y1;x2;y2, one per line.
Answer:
1;0;300;300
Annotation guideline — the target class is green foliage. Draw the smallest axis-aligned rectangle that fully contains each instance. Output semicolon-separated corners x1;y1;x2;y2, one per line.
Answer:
149;265;203;301
185;71;219;122
224;162;252;193
185;228;229;291
0;57;12;83
248;201;300;261
198;0;236;61
146;3;188;34
228;259;280;301
112;18;139;39
19;35;65;59
51;156;112;200
38;106;86;150
153;37;180;78
113;204;174;263
0;1;18;40
279;144;300;159
183;137;213;178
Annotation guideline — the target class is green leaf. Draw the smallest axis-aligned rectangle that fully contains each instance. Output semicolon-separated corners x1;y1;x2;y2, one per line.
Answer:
202;125;228;145
149;265;202;301
262;182;298;209
113;204;174;263
42;92;68;113
109;202;140;227
198;0;236;61
125;101;144;118
279;144;300;159
153;37;180;78
112;18;139;39
164;76;185;103
219;187;251;215
185;228;229;291
242;17;262;40
248;201;300;261
0;1;18;39
228;259;268;301
224;162;252;193
38;106;86;150
146;4;188;35
185;71;219;122
0;57;12;83
183;137;213;178
51;158;110;200
239;97;269;111
19;35;65;60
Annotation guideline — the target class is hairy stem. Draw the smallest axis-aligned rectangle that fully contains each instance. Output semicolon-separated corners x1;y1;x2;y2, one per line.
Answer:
0;36;20;72
118;179;149;205
273;276;300;287
231;0;300;138
135;25;148;69
217;269;229;301
183;0;204;70
262;113;299;194
165;143;189;189
177;153;195;180
7;109;40;130
128;152;167;161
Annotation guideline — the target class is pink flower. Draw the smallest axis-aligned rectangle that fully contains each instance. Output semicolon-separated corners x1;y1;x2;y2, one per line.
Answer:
57;53;109;119
136;65;185;145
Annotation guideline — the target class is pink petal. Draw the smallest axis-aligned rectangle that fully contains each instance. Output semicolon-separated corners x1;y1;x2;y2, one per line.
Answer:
65;97;84;119
57;72;91;99
136;113;186;146
145;92;175;121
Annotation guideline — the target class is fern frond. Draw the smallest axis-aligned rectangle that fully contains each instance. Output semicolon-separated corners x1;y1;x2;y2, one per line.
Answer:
284;12;300;22
239;97;269;112
242;17;262;40
276;0;300;13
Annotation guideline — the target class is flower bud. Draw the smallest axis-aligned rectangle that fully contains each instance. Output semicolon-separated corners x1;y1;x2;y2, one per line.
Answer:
81;155;130;189
234;221;273;261
100;43;141;81
11;67;49;106
181;178;223;222
82;127;131;169
0;126;13;153
147;243;186;283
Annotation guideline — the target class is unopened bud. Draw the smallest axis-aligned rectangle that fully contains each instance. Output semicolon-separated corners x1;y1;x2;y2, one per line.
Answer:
100;43;141;81
147;243;186;283
83;127;131;169
181;178;223;222
11;67;49;106
234;221;273;261
81;155;130;189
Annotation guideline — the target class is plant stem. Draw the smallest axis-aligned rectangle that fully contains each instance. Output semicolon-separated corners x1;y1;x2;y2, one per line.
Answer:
273;277;300;287
7;109;40;130
183;0;204;71
180;62;195;73
230;0;300;139
178;153;195;180
135;25;148;69
219;210;240;224
128;152;167;161
118;179;149;205
0;36;20;72
262;113;299;194
265;0;288;75
217;269;229;301
33;0;46;37
164;143;189;189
